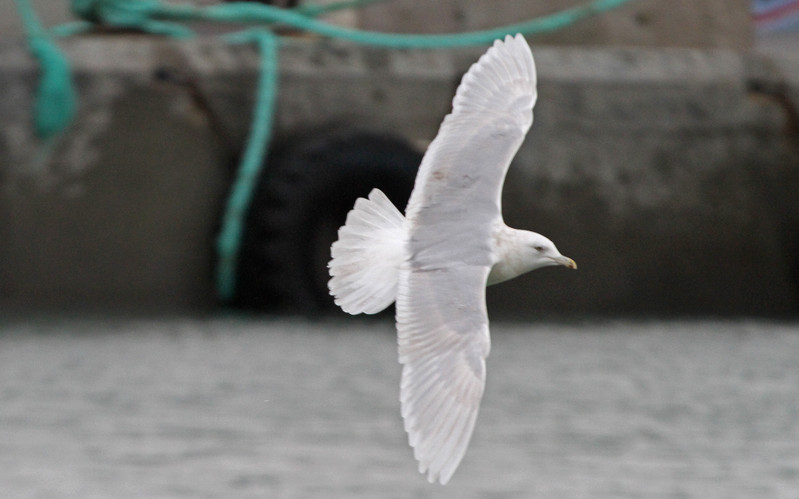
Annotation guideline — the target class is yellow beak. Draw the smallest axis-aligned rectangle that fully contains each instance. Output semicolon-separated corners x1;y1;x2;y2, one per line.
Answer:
553;256;577;269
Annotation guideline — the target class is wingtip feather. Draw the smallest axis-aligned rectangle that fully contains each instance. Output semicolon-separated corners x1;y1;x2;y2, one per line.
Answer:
451;33;536;117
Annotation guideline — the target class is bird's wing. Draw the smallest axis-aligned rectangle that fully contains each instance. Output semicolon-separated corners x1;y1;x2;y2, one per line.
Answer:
397;264;491;485
404;32;537;253
396;34;537;484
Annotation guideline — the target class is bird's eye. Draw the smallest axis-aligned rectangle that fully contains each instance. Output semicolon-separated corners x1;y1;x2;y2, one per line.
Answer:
534;245;545;252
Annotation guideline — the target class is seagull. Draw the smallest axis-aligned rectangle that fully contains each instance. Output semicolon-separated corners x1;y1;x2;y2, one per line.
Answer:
328;34;576;485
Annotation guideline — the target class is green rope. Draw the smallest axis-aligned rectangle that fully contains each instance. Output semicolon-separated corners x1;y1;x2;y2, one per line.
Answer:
216;30;279;303
209;0;635;48
71;0;195;37
65;0;636;48
17;0;637;303
13;0;76;139
50;21;95;38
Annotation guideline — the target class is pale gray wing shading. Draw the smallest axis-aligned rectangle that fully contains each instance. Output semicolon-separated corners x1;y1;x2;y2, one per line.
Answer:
403;33;537;267
397;264;491;485
396;34;537;484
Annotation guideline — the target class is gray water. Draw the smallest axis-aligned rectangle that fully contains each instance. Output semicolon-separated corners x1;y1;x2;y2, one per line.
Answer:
1;318;798;498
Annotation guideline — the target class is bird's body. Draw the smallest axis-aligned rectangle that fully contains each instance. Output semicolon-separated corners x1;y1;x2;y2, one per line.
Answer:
328;34;575;485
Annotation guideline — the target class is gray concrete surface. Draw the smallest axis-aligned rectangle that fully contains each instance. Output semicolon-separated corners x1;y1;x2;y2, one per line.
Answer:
1;1;72;39
360;0;754;49
3;1;753;49
1;318;799;497
1;36;798;315
0;37;232;312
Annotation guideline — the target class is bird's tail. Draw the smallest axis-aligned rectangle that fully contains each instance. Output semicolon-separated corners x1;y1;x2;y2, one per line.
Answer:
328;188;406;315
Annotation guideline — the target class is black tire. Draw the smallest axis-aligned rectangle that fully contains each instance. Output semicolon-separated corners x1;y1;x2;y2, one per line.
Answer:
234;127;421;314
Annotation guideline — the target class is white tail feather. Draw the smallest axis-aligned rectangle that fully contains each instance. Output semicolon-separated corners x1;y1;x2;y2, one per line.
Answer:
328;189;406;314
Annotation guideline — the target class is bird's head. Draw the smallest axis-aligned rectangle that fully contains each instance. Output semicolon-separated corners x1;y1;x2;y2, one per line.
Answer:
524;232;577;271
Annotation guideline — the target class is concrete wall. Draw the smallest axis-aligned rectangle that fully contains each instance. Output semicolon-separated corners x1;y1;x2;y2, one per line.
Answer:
358;0;754;49
1;36;797;316
0;38;232;313
1;1;72;38
3;1;752;49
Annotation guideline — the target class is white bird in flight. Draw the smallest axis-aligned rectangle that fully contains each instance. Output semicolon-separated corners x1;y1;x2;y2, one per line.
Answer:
328;34;576;485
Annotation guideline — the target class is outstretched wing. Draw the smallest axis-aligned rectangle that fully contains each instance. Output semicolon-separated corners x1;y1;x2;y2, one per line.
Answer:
403;33;537;256
397;34;537;484
397;264;491;485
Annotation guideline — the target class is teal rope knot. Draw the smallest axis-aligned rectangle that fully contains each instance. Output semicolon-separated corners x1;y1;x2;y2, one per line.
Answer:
70;0;193;37
70;0;105;23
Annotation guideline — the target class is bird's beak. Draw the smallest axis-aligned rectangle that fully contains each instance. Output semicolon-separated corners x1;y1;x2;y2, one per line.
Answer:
552;255;577;269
